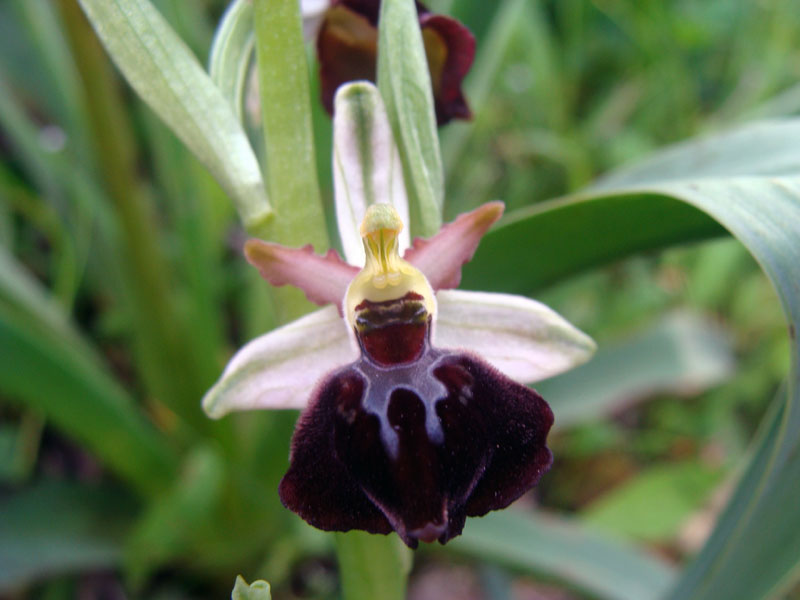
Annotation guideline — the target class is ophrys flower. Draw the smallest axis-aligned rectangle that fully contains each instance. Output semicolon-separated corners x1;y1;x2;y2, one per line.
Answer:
203;82;595;548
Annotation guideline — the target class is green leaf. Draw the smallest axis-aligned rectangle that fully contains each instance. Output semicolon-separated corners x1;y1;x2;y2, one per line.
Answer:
253;0;327;246
0;413;41;484
541;312;734;429
334;531;411;600
253;0;330;323
672;392;800;600
464;119;800;294
124;447;225;587
465;119;800;600
0;482;135;591
208;0;254;122
377;0;444;238
78;0;271;232
462;194;725;294
449;510;676;600
0;247;178;496
232;575;272;600
582;461;725;542
593;120;800;189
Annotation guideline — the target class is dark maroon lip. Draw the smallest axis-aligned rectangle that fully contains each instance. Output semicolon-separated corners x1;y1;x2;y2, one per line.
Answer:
279;313;554;548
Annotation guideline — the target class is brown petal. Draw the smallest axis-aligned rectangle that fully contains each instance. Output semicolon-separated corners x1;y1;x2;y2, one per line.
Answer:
403;201;504;291
317;3;378;116
244;240;358;308
420;13;475;124
317;1;475;126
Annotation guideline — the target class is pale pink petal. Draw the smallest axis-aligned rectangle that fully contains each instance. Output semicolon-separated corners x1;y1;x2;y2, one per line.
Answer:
245;239;358;307
333;82;410;265
404;202;504;290
202;306;356;418
434;289;596;383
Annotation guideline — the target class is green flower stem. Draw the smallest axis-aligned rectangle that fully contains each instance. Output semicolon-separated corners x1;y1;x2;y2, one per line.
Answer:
60;1;226;439
334;531;411;600
253;3;412;595
252;0;325;243
377;0;444;238
253;0;330;324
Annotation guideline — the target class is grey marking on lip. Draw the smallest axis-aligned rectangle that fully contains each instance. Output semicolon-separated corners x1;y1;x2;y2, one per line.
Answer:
355;347;449;459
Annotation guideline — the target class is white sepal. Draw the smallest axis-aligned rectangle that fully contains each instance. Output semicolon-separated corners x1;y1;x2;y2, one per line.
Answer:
434;289;596;383
300;0;329;39
203;306;356;418
333;82;410;266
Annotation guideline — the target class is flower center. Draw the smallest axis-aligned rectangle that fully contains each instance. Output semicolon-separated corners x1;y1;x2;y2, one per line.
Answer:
345;204;436;333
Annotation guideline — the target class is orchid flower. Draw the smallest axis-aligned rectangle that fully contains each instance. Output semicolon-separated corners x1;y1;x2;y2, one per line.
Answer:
309;0;474;124
202;82;595;548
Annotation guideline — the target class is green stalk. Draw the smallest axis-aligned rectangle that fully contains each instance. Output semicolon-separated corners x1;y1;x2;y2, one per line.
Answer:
335;531;411;600
252;2;411;596
253;0;330;324
59;0;223;438
377;0;444;238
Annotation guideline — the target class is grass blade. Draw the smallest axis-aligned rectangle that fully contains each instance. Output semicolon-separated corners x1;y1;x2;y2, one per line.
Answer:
78;0;271;231
448;510;676;600
541;312;734;429
0;482;135;591
0;248;178;496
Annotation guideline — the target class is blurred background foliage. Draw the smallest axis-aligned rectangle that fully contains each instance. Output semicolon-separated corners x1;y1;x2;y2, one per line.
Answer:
1;0;798;598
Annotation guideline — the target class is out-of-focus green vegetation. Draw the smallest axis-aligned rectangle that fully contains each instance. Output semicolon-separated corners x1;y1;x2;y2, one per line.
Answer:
1;0;799;598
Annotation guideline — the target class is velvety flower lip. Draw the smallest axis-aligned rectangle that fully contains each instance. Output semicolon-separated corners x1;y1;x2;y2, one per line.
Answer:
202;82;595;547
316;0;475;125
279;287;554;548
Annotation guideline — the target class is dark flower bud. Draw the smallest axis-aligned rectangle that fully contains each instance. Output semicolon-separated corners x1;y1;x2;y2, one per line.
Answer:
316;0;475;125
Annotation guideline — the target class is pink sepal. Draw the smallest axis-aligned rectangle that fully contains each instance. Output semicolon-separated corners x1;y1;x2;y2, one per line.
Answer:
245;240;358;309
404;201;504;290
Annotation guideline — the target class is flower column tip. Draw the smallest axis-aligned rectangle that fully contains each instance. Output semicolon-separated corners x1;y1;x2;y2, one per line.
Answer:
345;203;436;328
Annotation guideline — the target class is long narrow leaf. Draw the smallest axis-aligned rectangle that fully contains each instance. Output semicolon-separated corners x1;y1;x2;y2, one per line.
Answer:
252;0;330;324
208;0;254;122
0;482;135;591
449;510;676;600
253;0;328;248
0;249;178;496
377;0;444;238
78;0;271;231
593;120;800;189
462;194;725;294
540;312;734;429
464;120;800;600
